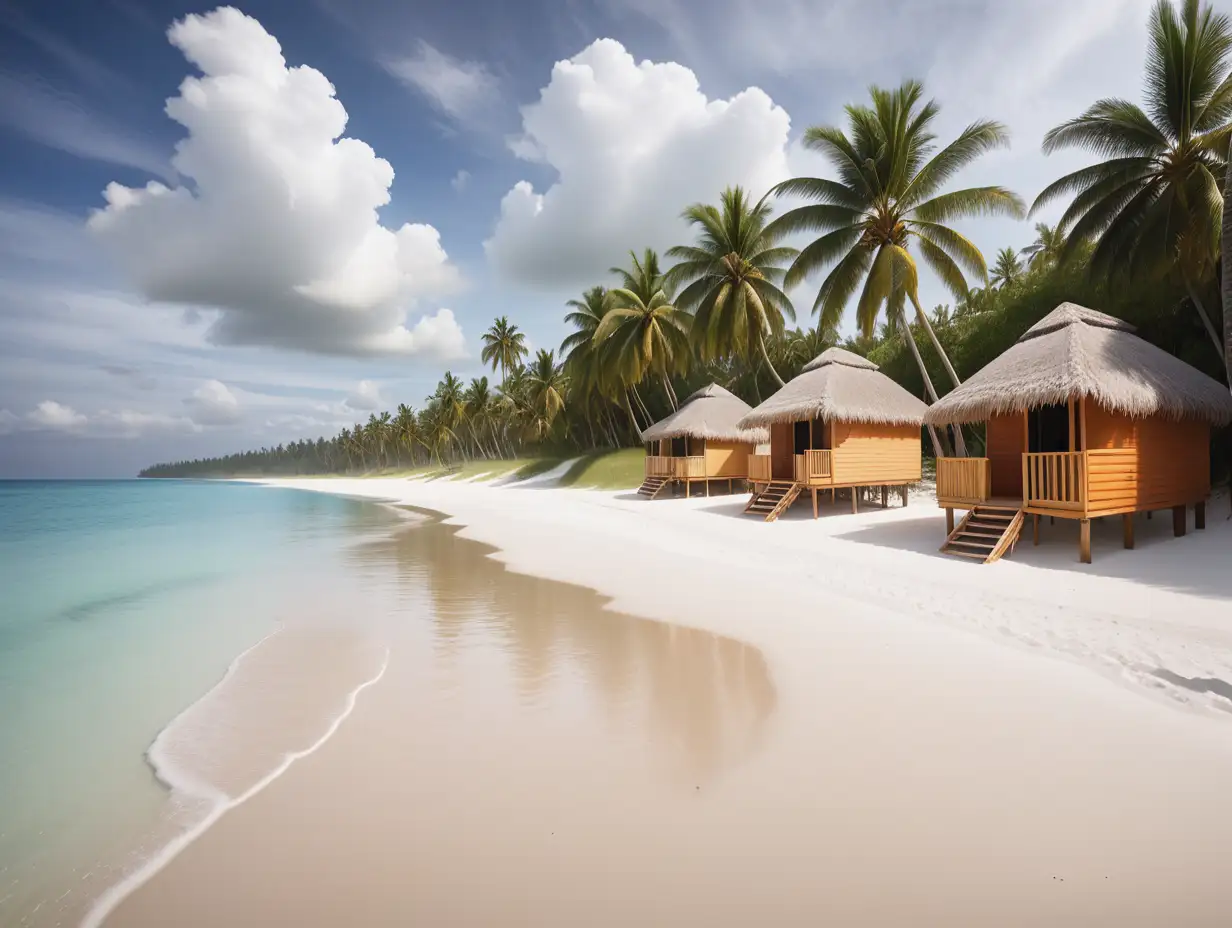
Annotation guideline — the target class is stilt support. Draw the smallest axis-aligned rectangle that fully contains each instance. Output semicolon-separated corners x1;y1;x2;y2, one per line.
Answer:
1196;501;1206;530
1146;510;1153;520
1079;519;1092;564
1032;513;1039;546
1172;505;1186;537
881;485;888;508
851;489;858;514
901;485;908;507
812;488;818;519
945;508;955;535
1122;513;1134;550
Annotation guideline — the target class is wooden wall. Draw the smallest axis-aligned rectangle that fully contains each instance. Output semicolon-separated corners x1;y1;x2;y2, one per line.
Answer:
830;422;922;484
987;413;1025;498
705;441;753;477
1084;404;1210;514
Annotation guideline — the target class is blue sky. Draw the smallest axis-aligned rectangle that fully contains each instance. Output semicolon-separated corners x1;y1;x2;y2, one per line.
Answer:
0;0;1160;477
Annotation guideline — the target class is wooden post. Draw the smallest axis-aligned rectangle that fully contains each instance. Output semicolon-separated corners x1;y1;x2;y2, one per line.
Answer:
685;480;690;499
812;488;818;519
901;485;908;507
945;508;955;534
1146;510;1152;520
1123;513;1134;549
851;488;858;514
1196;501;1206;530
1079;519;1092;564
881;485;888;508
705;479;710;497
1172;505;1186;537
1033;513;1040;546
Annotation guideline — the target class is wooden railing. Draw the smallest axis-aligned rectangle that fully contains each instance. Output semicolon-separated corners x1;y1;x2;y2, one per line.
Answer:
1023;451;1086;511
748;453;771;483
674;456;706;480
793;449;833;484
936;457;990;503
644;455;673;478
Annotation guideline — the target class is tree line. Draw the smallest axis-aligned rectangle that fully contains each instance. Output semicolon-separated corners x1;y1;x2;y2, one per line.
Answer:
142;0;1232;480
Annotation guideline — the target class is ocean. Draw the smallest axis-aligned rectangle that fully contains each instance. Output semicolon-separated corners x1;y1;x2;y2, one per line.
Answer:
0;480;401;927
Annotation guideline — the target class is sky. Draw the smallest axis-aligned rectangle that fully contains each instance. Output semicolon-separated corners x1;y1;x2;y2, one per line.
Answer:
0;0;1164;477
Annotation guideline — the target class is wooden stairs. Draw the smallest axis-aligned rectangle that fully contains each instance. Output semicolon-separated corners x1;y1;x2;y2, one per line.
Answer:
745;481;802;522
940;504;1025;564
637;475;673;499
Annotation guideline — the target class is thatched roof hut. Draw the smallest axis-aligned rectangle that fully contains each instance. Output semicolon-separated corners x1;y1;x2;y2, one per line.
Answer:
925;303;1232;427
738;347;928;429
642;383;768;444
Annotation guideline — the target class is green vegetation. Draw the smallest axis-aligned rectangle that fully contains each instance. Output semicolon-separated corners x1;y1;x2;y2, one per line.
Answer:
141;0;1231;483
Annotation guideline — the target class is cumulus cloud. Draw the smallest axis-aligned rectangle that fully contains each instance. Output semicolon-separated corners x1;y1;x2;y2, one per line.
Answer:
483;39;792;288
27;400;87;431
344;380;384;411
384;41;499;127
185;379;241;425
88;6;463;358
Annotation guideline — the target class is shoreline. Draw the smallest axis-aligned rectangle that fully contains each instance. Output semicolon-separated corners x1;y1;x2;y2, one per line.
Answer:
100;475;1232;926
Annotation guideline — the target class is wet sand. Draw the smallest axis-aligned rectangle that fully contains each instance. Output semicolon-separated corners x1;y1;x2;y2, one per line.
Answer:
102;503;1232;927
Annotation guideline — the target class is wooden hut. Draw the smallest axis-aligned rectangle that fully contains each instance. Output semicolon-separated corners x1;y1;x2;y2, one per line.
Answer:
637;384;768;499
928;303;1232;564
738;348;928;521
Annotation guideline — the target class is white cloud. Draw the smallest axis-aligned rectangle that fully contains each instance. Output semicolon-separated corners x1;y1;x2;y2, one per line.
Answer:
483;39;791;288
451;169;471;192
92;409;199;438
384;41;499;126
185;379;241;425
344;379;384;411
27;400;87;431
87;7;463;358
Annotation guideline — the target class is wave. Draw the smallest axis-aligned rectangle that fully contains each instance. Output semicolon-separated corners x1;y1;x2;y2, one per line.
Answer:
80;630;389;928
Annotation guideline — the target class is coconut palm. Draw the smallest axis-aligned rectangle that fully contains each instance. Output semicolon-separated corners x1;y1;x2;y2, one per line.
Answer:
990;247;1024;288
1224;143;1232;387
596;249;692;411
666;186;798;387
525;349;567;439
393;403;421;467
481;316;529;379
463;377;495;458
1032;0;1232;359
1019;222;1066;269
766;81;1023;454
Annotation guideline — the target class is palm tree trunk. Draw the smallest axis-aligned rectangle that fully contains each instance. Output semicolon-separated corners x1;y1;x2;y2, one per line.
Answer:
623;392;644;440
756;334;785;387
631;384;653;424
1224;138;1232;390
899;317;952;458
661;374;679;410
908;290;967;456
1182;270;1225;368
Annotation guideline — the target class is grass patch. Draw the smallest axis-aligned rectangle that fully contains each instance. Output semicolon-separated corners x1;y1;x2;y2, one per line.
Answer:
558;448;644;490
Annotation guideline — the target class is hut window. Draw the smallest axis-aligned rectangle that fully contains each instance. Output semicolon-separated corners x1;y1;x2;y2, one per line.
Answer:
811;417;830;450
793;421;810;454
1028;403;1070;454
686;436;706;456
670;437;687;457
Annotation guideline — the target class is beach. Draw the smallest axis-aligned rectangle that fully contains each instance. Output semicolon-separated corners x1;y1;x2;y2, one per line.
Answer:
95;475;1232;926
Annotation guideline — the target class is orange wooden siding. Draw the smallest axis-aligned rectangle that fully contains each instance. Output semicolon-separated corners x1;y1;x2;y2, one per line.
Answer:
1084;405;1209;514
704;441;754;478
986;413;1025;498
830;422;922;485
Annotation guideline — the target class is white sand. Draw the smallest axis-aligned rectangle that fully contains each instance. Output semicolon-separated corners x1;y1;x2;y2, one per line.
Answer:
262;475;1232;717
100;474;1232;926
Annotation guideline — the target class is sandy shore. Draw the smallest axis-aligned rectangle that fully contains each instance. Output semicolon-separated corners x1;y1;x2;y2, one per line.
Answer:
102;476;1232;926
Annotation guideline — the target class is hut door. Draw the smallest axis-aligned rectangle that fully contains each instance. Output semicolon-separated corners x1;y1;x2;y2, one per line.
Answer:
793;421;810;454
811;417;830;450
1028;404;1070;454
670;437;687;457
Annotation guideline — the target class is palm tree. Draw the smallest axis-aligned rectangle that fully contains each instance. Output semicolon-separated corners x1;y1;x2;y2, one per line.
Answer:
766;80;1024;454
393;403;421;467
1032;0;1231;359
990;247;1024;288
481;316;529;380
463;377;495;458
596;249;692;412
562;286;634;443
525;349;567;439
666;186;798;387
1224;142;1232;387
1019;222;1066;269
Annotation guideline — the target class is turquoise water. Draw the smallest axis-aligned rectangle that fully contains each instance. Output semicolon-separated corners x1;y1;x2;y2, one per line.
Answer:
0;480;398;926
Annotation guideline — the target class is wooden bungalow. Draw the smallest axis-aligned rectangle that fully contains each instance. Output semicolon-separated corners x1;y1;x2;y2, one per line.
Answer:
738;348;928;521
928;303;1232;564
637;384;769;499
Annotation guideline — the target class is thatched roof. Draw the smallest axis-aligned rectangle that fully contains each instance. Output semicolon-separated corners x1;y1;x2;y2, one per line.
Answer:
738;347;929;428
641;383;769;444
924;303;1232;426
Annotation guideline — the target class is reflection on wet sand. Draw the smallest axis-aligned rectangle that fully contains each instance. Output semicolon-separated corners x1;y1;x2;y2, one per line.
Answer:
356;510;777;786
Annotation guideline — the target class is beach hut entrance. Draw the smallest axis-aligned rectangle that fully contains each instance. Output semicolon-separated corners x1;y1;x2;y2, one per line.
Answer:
1027;403;1072;454
670;437;687;457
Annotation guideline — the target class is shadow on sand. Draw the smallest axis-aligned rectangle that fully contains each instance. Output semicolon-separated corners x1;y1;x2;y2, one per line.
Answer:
834;494;1232;600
